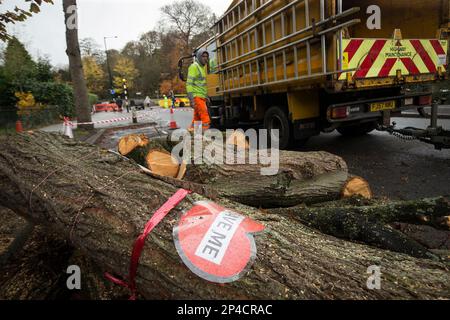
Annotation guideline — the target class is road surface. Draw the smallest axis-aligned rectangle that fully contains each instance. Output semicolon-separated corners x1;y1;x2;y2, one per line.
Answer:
296;117;450;200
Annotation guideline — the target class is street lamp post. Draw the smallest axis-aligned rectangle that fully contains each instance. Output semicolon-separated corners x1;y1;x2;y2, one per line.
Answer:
104;36;117;100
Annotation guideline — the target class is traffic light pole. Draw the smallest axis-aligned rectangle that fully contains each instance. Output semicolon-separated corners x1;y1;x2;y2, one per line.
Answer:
123;79;137;123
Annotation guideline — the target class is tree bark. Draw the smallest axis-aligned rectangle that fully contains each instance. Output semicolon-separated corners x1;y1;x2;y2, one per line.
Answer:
268;199;450;259
122;135;351;208
184;151;350;208
0;132;449;300
63;0;93;129
0;226;73;300
311;197;450;230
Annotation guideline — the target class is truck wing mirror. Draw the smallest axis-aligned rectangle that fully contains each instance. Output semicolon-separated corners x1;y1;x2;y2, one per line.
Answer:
178;55;193;82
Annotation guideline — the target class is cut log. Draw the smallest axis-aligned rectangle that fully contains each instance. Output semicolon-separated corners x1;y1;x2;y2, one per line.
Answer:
118;135;181;178
295;195;450;231
176;161;187;180
184;145;352;208
117;135;190;178
0;132;449;300
342;176;372;199
268;206;436;259
269;197;450;258
391;223;450;250
146;149;180;178
118;134;151;167
226;130;249;150
118;134;150;157
121;134;352;208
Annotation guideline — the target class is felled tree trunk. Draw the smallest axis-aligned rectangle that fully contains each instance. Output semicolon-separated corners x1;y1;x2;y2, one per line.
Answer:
0;225;73;300
268;198;450;259
0;132;449;300
184;150;350;208
119;135;353;208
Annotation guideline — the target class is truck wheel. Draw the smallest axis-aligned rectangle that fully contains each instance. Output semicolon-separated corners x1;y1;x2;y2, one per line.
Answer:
264;106;291;149
337;121;377;137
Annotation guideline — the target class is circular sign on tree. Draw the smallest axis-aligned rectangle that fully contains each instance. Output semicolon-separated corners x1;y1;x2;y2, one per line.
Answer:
173;201;265;283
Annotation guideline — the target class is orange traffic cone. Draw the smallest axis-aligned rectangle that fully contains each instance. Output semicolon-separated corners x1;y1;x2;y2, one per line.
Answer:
169;107;178;129
15;120;23;133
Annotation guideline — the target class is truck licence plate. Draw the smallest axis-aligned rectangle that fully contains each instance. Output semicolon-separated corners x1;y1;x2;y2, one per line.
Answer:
404;98;414;106
370;101;395;112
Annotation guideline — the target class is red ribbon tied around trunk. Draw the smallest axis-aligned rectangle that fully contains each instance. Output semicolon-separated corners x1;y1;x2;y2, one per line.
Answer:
105;189;191;300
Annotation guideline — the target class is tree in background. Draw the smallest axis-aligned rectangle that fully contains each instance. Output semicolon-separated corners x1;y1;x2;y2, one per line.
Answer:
0;0;53;41
0;62;16;107
35;57;54;82
159;76;186;96
82;56;105;96
3;37;36;91
121;31;162;98
0;0;93;124
55;67;72;83
79;37;108;96
158;31;185;79
160;0;215;54
112;56;139;93
80;37;102;58
0;36;75;121
0;43;4;64
139;31;161;56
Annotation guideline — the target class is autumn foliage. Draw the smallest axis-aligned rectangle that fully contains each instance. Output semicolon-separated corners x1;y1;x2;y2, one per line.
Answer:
159;76;187;96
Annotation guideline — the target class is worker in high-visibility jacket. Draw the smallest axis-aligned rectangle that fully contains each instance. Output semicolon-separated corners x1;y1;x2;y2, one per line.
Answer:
187;49;211;131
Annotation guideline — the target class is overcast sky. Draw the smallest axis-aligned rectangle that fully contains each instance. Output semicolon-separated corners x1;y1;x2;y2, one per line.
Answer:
2;0;231;67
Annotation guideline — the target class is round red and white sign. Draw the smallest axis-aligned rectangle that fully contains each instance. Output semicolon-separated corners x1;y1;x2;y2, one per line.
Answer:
173;201;265;283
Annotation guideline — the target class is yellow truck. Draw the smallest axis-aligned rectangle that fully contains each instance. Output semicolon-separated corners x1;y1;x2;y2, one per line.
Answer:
179;0;449;148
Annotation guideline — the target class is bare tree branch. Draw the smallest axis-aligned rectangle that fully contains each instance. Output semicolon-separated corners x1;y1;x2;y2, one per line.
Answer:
160;0;214;52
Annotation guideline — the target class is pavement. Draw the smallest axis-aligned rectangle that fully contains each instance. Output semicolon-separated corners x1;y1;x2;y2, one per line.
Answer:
40;107;172;133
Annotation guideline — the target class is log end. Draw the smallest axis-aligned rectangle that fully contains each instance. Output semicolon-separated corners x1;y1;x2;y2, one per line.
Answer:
341;176;373;200
118;134;150;156
146;149;180;179
226;131;250;150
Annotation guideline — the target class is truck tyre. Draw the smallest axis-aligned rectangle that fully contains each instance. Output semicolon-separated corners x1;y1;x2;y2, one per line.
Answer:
264;106;291;149
337;121;377;137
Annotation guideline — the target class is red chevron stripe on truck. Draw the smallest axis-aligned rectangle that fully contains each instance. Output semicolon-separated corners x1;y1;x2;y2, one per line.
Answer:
339;39;448;81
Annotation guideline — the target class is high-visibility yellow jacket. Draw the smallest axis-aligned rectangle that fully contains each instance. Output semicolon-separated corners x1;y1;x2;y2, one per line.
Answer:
186;62;207;99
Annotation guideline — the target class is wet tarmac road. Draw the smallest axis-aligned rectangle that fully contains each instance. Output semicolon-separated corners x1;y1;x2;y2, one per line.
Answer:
295;117;450;200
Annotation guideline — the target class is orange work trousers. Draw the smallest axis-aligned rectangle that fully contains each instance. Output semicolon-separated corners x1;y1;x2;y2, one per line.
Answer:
191;97;211;130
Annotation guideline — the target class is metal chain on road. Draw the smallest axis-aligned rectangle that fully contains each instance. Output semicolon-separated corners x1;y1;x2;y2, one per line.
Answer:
388;131;418;141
